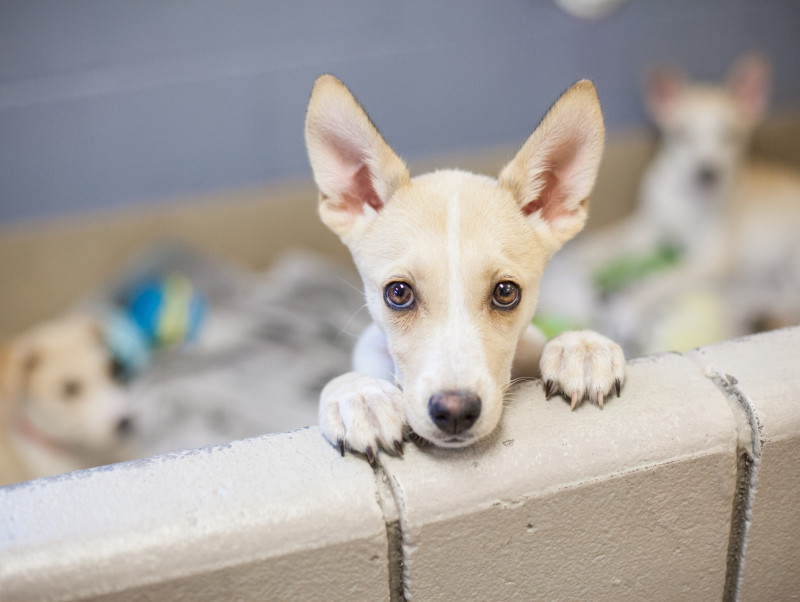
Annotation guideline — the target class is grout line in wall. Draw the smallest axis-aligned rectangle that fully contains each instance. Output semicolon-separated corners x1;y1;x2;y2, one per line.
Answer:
373;461;407;601
704;365;762;602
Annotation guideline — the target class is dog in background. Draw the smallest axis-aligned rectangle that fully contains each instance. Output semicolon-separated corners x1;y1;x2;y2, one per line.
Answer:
538;53;800;355
305;75;626;460
0;314;134;486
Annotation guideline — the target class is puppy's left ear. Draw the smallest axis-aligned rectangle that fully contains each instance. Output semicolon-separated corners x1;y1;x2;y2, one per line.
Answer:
499;80;604;251
643;65;686;127
727;53;771;124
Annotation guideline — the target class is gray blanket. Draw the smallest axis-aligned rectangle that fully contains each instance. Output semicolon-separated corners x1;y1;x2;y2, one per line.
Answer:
96;246;369;457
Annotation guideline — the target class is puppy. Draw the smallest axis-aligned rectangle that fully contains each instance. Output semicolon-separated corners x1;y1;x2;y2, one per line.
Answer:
305;75;626;460
640;53;800;336
0;314;134;486
539;54;800;354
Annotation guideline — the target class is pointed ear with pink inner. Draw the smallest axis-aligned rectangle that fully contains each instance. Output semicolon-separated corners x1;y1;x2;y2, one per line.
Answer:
499;80;605;251
305;75;410;243
727;53;771;125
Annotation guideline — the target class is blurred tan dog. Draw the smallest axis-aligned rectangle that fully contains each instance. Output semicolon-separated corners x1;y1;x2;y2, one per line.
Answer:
305;75;625;460
539;54;800;354
0;315;134;486
637;53;800;338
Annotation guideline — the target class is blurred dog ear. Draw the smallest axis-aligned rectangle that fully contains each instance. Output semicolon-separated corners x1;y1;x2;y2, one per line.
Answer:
644;64;686;127
499;80;605;252
727;53;771;125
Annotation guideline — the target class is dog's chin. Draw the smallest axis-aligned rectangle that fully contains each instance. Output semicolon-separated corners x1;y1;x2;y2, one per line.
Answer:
431;434;479;448
412;428;488;449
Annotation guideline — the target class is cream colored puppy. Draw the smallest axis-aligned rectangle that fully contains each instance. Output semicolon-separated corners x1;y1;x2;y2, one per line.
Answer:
305;75;625;460
0;315;133;485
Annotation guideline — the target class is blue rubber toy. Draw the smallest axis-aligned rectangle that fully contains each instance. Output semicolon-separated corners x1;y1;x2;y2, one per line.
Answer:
106;273;206;380
128;273;205;348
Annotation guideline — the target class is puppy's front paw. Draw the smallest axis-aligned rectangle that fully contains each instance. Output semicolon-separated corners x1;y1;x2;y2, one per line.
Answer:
319;372;405;462
539;330;626;409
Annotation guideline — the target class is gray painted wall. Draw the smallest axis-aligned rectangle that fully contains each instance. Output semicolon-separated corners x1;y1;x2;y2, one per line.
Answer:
1;0;799;223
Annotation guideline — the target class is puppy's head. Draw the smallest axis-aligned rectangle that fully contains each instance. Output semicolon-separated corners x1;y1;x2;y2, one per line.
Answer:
0;315;132;450
305;76;604;446
645;53;770;197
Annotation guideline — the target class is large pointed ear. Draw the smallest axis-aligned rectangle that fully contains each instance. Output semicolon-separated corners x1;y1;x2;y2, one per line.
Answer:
305;75;410;242
643;64;686;127
727;53;771;125
498;80;604;251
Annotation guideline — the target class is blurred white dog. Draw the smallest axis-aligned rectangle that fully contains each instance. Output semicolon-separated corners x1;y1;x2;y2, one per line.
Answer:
538;54;800;355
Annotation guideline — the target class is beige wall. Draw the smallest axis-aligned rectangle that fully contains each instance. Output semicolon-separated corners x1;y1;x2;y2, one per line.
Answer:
1;114;799;339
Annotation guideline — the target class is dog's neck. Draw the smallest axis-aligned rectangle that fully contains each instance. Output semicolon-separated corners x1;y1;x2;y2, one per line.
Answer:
13;413;74;457
6;413;105;481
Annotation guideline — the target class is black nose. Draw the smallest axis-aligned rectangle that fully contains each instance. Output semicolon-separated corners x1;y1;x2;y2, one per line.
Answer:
696;164;719;189
428;391;482;435
117;417;134;436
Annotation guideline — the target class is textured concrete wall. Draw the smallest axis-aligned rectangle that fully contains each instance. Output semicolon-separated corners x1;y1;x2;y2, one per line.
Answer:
1;327;798;600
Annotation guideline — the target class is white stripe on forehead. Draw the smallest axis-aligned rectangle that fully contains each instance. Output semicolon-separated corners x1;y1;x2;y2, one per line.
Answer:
410;184;495;411
439;192;488;380
447;192;465;315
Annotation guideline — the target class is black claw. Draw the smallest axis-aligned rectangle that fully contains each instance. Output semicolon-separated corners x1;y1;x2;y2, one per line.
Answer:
615;379;622;397
337;439;345;457
545;380;556;400
365;445;376;465
393;440;404;457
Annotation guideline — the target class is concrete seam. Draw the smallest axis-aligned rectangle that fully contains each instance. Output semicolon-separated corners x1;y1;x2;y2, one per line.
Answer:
705;365;762;602
373;462;407;602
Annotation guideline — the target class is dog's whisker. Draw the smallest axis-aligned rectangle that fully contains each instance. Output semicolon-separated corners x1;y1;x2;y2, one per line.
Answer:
500;376;531;407
336;275;366;296
508;376;535;387
335;303;370;340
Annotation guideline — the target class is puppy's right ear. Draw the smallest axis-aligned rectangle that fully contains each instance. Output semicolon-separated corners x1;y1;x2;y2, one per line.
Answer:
305;75;410;242
644;65;686;127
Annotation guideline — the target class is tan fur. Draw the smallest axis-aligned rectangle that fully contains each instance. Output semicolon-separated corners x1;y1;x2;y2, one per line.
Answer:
0;314;133;486
305;76;625;457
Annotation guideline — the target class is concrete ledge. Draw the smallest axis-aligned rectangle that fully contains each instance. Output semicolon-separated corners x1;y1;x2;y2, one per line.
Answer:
0;429;390;601
1;327;798;600
382;352;739;600
689;329;800;601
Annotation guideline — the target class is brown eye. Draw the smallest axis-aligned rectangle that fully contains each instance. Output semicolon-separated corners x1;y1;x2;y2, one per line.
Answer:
492;281;520;310
384;281;415;310
62;379;83;401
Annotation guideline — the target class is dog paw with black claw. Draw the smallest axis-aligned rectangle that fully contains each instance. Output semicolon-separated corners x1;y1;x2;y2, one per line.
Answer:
318;372;406;461
539;330;626;409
